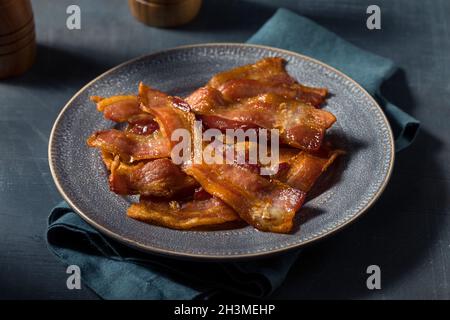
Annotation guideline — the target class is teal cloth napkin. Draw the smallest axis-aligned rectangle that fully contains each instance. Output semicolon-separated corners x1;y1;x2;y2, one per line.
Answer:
47;8;420;300
48;203;300;299
48;204;198;299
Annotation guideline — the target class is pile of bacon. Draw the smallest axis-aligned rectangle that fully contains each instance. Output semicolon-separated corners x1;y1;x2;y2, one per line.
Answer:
87;58;343;234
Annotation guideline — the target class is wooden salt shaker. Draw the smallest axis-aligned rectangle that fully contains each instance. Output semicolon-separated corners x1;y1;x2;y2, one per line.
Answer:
0;0;36;79
128;0;202;28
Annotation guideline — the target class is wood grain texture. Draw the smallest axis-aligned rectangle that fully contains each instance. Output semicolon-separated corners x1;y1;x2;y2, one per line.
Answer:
0;18;34;46
0;0;33;35
0;30;35;55
0;0;35;79
0;38;36;79
0;0;448;299
128;0;202;27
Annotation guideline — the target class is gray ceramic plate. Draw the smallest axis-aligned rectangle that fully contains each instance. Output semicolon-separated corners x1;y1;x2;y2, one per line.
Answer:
49;43;394;260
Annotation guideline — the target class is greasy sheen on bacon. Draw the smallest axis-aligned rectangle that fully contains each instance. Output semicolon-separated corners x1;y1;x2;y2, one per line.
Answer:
127;196;241;230
87;129;170;162
188;90;336;151
207;57;328;107
91;95;160;135
126;114;160;136
208;57;289;88
184;164;306;233
109;157;198;197
185;86;226;114
218;79;328;108
91;95;142;122
139;83;195;150
100;150;115;170
275;147;344;192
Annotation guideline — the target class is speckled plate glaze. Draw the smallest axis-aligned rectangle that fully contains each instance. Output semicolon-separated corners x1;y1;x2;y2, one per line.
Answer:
49;44;394;260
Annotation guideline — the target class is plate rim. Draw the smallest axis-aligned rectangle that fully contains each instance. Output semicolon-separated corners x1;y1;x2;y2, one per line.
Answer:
48;43;395;261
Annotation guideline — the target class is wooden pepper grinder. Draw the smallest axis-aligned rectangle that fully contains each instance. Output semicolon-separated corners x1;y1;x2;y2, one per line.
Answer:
128;0;202;28
0;0;36;79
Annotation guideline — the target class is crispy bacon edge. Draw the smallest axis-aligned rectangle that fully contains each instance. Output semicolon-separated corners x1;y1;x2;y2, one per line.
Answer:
109;157;198;197
184;164;306;233
127;197;242;230
275;148;345;193
87;129;171;162
207;57;328;107
187;88;336;151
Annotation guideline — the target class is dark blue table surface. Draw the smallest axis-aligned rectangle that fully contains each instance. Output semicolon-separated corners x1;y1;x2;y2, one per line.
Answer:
0;0;449;299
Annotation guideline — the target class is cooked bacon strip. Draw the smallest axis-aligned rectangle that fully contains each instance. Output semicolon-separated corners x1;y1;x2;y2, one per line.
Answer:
218;79;328;107
202;115;261;131
90;96;104;104
126;114;159;136
139;83;195;150
91;95;160;134
87;129;170;162
185;86;226;114
259;147;299;177
184;164;306;233
93;96;139;113
137;83;247;228
185;87;260;131
275;148;344;192
207;57;328;107
109;157;198;197
217;146;298;176
208;57;288;88
101;150;115;170
189;91;335;151
278;148;301;164
193;187;213;201
91;95;141;122
127;197;241;230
